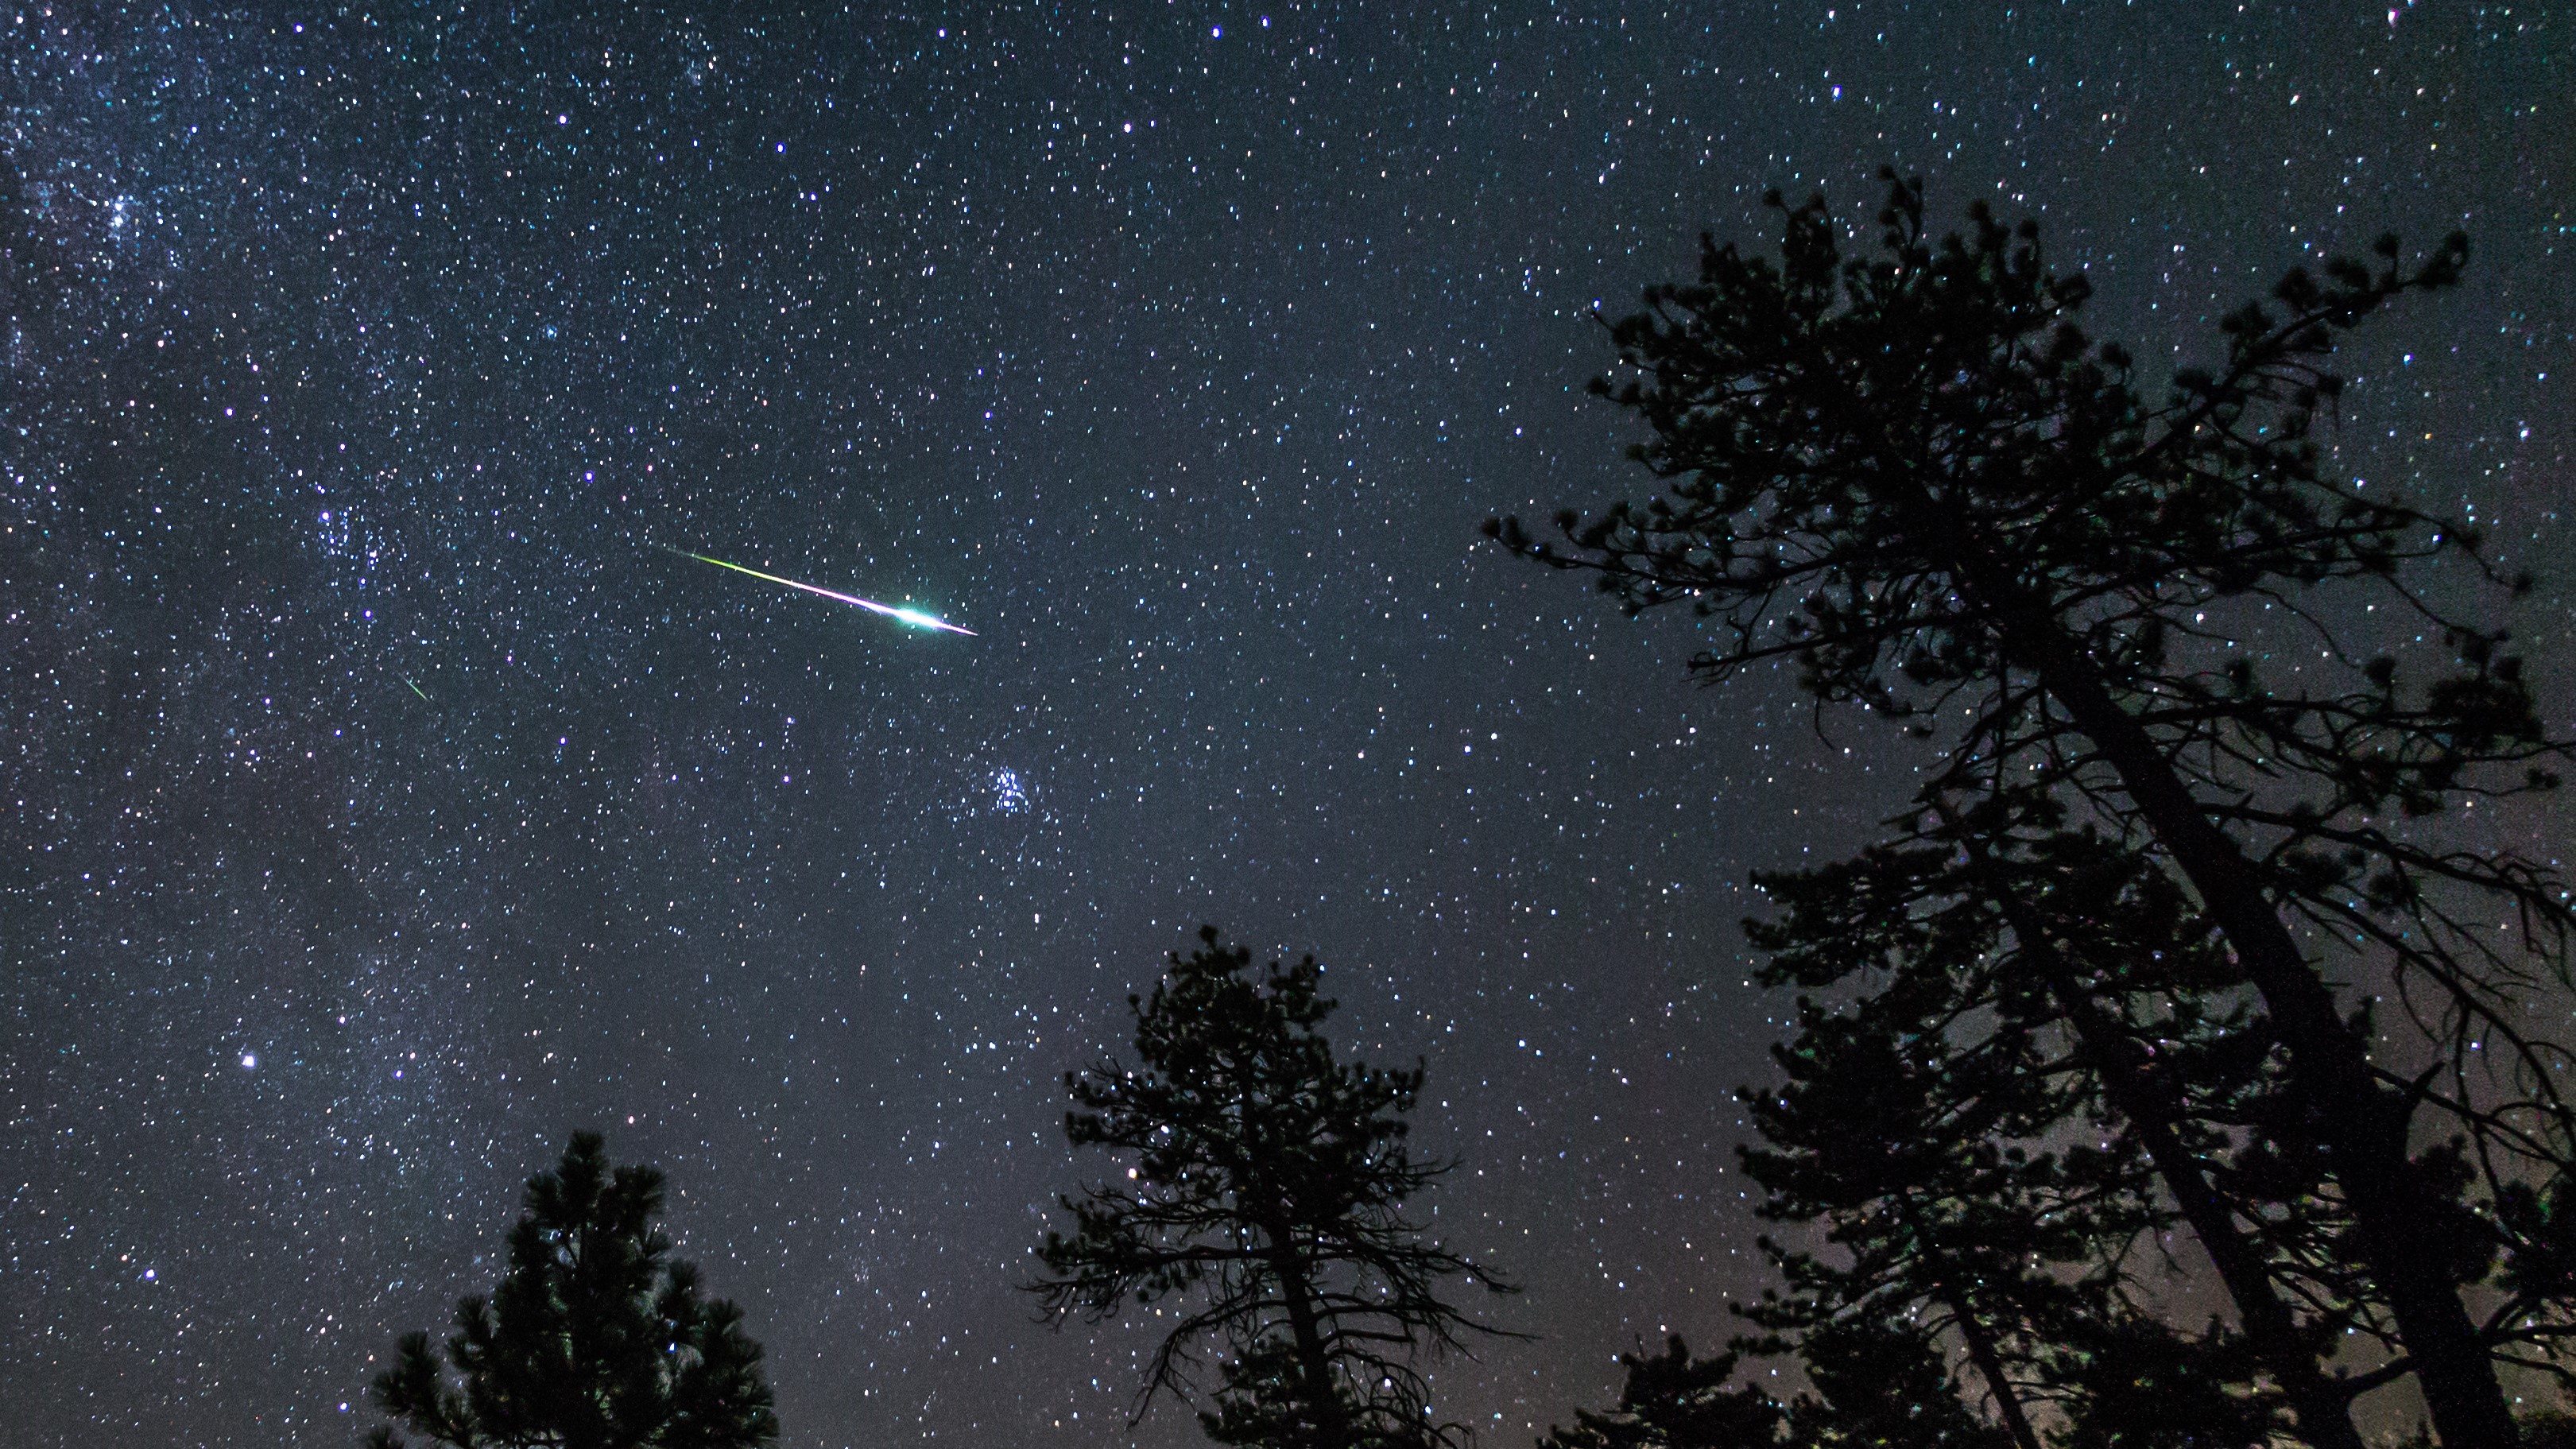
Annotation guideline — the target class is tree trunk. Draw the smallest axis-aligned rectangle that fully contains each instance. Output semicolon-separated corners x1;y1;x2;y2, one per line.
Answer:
1942;804;2368;1449
2001;619;2516;1448
1269;1229;1351;1449
1927;1268;2046;1449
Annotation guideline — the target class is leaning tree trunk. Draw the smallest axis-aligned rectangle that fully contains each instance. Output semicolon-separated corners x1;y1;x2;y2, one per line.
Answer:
1918;1250;2045;1449
1999;616;2516;1448
1942;804;2368;1449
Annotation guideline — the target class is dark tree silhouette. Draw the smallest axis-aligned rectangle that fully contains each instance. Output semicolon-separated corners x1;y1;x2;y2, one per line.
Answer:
1748;789;2379;1449
2525;1408;2576;1449
1030;926;1515;1448
1788;1315;2014;1449
1538;1325;2011;1449
2043;1312;2280;1449
1490;171;2574;1444
1535;1338;1784;1449
1736;983;2132;1449
366;1132;776;1449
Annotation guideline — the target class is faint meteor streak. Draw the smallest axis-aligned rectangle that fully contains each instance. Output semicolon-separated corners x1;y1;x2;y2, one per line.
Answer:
658;545;977;635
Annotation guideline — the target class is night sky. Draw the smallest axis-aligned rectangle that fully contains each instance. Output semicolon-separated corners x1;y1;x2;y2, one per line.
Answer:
5;4;2569;1445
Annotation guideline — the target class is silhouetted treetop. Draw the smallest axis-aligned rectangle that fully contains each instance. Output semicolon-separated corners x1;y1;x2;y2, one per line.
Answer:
367;1131;775;1449
1032;926;1513;1449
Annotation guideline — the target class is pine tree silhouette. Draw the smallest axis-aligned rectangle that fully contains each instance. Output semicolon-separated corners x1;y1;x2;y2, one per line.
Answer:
1030;927;1515;1448
1491;170;2575;1445
1536;1324;2016;1449
1535;1338;1784;1449
366;1131;776;1449
1745;789;2373;1448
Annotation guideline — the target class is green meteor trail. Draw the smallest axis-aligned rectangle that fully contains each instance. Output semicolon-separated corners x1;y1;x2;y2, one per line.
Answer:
659;545;976;636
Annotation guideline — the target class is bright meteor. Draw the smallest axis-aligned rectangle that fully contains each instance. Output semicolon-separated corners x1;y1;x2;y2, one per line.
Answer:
658;546;977;636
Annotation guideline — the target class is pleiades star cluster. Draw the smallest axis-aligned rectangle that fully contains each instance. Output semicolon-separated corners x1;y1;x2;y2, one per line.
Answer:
5;4;2567;1444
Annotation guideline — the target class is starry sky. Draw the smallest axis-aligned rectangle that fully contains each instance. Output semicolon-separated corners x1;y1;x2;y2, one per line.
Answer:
4;3;2568;1445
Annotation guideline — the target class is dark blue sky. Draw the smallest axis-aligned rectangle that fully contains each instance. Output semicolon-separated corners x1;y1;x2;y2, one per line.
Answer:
6;3;2567;1444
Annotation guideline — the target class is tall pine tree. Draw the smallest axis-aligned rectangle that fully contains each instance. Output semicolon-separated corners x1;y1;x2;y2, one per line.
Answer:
1491;172;2575;1444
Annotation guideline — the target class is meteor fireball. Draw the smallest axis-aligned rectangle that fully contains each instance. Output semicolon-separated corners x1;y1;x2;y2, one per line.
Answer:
659;545;977;636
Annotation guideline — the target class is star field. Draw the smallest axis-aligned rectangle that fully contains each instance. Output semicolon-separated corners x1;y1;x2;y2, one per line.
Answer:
5;3;2570;1444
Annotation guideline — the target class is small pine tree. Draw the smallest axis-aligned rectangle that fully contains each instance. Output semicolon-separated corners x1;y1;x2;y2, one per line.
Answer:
1536;1322;2018;1449
1736;986;2089;1449
2043;1314;2276;1449
1536;1338;1785;1449
366;1131;777;1449
1030;927;1514;1447
1787;1316;2012;1449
